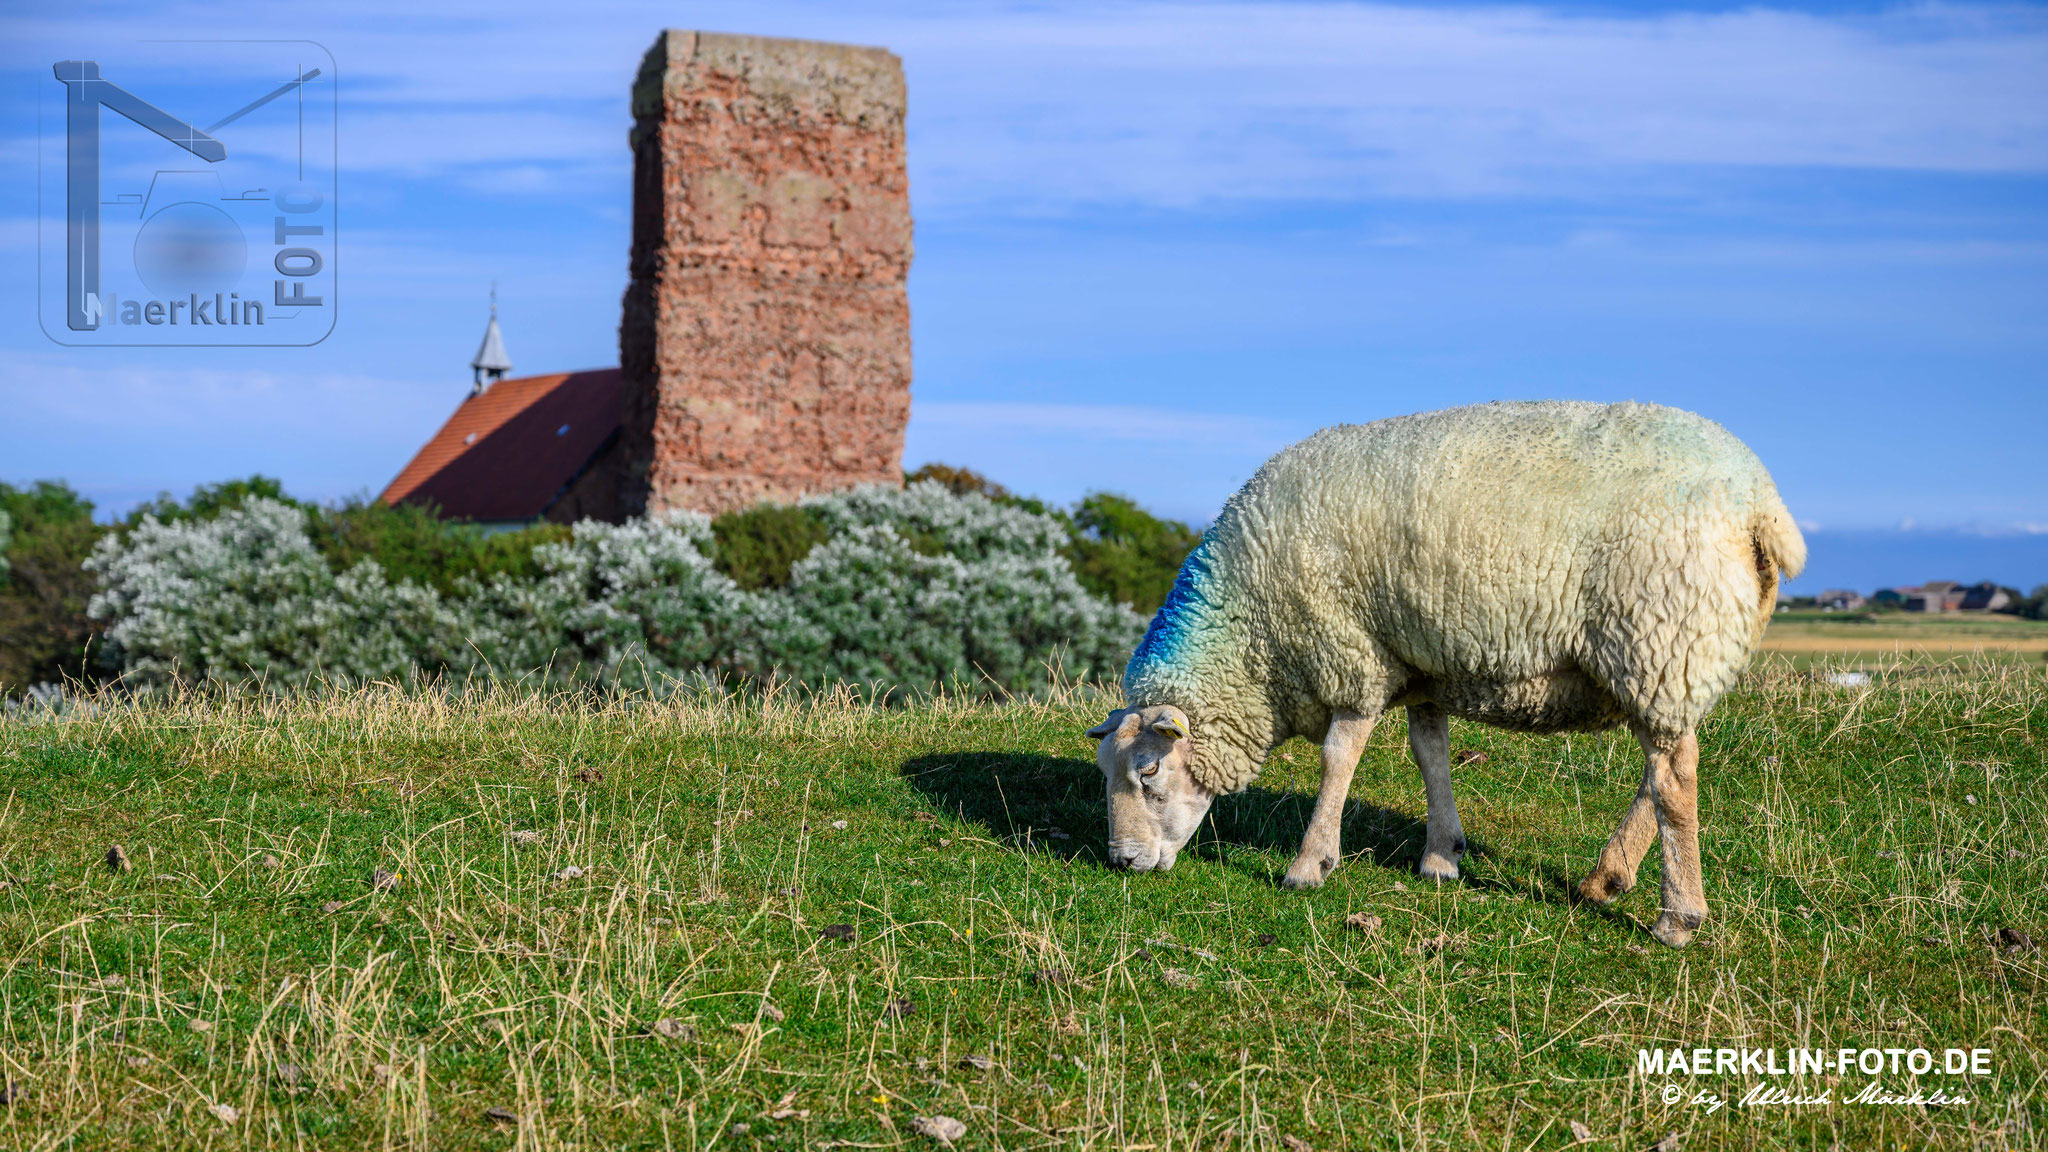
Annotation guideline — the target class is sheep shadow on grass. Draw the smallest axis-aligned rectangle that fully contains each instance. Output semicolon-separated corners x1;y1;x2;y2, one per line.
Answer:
898;750;1515;889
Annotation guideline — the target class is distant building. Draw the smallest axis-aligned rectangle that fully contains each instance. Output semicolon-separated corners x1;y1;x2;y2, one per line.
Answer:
1815;589;1865;611
1959;582;2013;612
1871;588;1905;608
1883;580;1982;613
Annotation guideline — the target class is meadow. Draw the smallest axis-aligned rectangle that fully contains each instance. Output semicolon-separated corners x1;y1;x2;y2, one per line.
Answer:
0;658;2041;1150
1759;611;2048;670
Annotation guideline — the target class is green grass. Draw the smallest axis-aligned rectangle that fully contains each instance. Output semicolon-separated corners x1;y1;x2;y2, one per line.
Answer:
0;661;2042;1150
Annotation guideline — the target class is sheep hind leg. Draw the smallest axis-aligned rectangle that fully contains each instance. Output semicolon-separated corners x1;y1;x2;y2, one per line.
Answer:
1409;703;1464;882
1282;709;1378;890
1576;762;1658;906
1641;726;1707;948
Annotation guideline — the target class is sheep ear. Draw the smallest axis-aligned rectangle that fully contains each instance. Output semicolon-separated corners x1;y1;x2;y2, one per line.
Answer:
1151;713;1190;741
1085;711;1126;740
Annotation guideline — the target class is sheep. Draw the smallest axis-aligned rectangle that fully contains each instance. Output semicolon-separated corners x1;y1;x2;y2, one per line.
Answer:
1088;400;1805;948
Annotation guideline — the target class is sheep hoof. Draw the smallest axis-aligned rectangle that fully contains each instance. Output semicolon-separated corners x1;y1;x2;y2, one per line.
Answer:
1576;871;1633;906
1650;911;1703;949
1281;854;1336;890
1419;853;1461;883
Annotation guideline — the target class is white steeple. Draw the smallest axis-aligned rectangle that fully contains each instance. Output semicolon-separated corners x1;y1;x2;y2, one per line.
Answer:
471;283;512;393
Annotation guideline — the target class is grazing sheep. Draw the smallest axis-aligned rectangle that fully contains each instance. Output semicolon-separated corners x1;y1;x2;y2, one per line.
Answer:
1089;401;1804;948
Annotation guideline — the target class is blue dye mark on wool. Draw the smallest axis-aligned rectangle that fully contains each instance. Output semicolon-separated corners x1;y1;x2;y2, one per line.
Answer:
1130;540;1220;677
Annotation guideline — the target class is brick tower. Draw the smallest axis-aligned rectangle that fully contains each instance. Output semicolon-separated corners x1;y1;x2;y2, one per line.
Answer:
617;30;913;518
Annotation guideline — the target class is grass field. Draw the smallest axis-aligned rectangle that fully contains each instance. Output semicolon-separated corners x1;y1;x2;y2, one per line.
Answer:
1761;611;2048;669
0;661;2042;1150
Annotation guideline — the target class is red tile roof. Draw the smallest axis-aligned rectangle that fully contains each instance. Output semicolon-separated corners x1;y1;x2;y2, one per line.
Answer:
380;368;621;521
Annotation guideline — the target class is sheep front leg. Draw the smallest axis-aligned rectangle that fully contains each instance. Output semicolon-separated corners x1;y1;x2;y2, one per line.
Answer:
1408;703;1465;881
1282;709;1377;890
1642;726;1707;948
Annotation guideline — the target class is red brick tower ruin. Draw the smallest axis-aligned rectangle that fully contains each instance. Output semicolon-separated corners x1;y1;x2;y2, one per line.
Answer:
618;30;913;518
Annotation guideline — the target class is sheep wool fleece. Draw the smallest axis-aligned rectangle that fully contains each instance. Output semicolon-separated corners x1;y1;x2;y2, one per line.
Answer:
1124;400;1806;795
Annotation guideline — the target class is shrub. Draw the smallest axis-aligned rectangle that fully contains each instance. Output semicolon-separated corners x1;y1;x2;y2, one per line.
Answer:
307;498;571;596
906;464;1199;614
1062;492;1202;615
0;481;112;694
710;504;829;591
121;475;307;528
87;485;1145;695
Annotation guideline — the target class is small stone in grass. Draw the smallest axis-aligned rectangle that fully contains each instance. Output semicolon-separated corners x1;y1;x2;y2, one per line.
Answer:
369;868;399;891
553;866;585;882
125;1055;149;1069
484;1105;519;1125
277;1062;303;1085
508;829;540;846
106;844;131;873
882;998;915;1019
187;1018;212;1033
1160;967;1199;989
322;900;346;914
259;853;282;870
1568;1119;1594;1143
209;1102;239;1124
729;1123;751;1137
1762;755;1781;768
372;1063;396;1084
1452;750;1488;765
911;1114;967;1144
650;1018;694;1040
1391;882;1408;893
760;1001;785;1022
1966;794;1978;805
831;820;848;830
1627;943;1650;956
820;923;855;941
1651;1133;1682;1152
1344;912;1382;935
958;1053;994;1071
1280;1135;1313;1152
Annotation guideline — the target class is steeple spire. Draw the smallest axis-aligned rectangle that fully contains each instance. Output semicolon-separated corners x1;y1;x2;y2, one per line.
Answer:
471;283;512;393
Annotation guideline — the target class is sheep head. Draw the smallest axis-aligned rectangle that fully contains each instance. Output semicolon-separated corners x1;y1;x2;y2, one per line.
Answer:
1088;705;1212;871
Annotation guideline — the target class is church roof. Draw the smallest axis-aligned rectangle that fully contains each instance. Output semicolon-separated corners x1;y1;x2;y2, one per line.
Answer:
380;368;621;521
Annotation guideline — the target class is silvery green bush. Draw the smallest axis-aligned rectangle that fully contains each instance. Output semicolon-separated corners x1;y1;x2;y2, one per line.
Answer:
86;484;1143;693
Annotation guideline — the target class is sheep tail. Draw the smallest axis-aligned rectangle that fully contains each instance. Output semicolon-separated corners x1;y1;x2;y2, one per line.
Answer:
1749;485;1807;642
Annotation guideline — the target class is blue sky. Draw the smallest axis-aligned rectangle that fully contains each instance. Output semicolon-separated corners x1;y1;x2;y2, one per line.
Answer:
3;0;2045;594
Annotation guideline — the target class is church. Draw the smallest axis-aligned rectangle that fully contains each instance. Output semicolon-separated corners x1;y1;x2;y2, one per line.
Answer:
381;31;914;527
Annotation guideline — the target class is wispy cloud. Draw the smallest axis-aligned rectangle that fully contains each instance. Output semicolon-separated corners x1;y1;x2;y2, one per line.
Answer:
8;1;2045;211
912;401;1291;450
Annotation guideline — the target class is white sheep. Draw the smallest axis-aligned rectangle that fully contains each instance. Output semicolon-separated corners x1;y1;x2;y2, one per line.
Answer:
1089;400;1804;948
